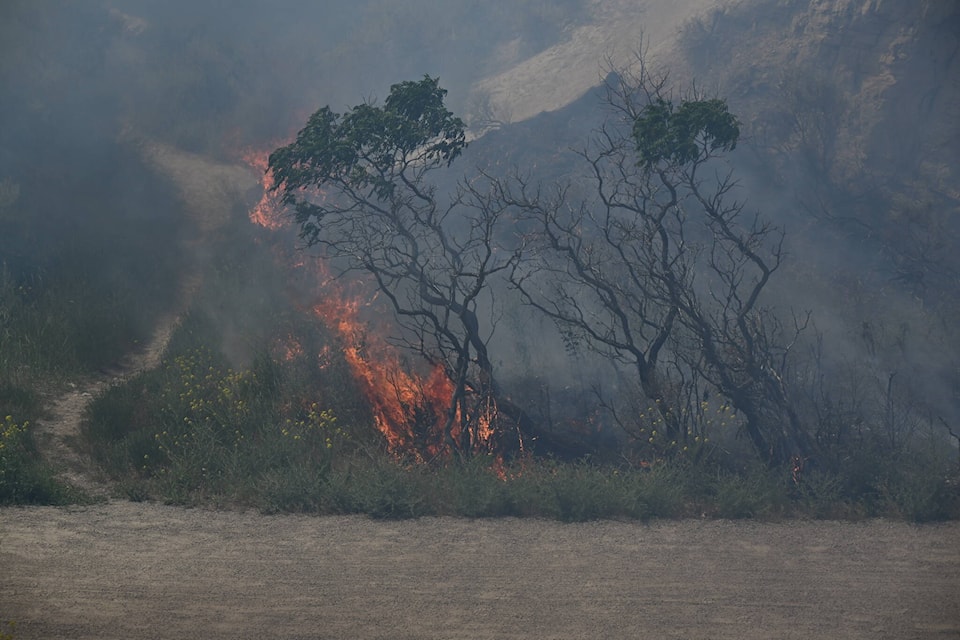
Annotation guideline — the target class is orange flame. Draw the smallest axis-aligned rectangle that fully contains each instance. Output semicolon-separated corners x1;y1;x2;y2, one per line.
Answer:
242;144;475;460
274;334;303;362
310;274;461;459
242;147;286;230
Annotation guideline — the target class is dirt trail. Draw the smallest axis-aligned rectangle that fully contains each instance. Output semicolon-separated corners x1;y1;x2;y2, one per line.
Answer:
33;135;255;496
31;297;187;496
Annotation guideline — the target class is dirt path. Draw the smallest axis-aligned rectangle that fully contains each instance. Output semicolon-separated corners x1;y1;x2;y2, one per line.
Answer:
31;295;189;497
31;133;254;496
1;504;958;639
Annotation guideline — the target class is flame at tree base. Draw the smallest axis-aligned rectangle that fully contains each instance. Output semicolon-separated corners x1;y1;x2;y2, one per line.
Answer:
313;282;499;461
241;144;501;461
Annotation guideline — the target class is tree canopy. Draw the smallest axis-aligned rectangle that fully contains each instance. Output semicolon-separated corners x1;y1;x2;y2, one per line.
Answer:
632;97;740;169
269;75;466;219
269;69;811;465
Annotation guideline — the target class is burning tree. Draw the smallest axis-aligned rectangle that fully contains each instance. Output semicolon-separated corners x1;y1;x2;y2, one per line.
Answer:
501;57;816;465
267;76;522;457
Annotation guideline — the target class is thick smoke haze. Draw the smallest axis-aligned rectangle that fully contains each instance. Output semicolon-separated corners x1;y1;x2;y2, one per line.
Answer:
2;0;958;456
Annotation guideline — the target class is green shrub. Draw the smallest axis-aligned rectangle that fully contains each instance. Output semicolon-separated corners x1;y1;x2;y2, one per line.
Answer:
0;415;76;505
709;466;789;519
437;455;518;518
84;339;346;505
874;461;959;522
334;457;436;519
0;233;181;382
811;439;959;521
625;463;691;519
793;469;864;519
0;380;40;422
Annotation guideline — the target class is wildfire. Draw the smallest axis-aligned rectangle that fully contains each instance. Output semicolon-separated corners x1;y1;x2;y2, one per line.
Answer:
309;270;463;459
274;334;304;362
241;143;482;461
241;147;286;230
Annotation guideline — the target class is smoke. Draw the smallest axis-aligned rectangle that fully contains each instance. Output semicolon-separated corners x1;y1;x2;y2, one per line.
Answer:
671;0;960;433
3;0;956;451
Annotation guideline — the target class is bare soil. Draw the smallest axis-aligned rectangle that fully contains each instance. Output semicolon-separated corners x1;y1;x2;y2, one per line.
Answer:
1;505;958;640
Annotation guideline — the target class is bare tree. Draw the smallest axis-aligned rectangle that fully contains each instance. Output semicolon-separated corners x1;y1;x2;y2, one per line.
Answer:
268;76;522;456
501;54;815;464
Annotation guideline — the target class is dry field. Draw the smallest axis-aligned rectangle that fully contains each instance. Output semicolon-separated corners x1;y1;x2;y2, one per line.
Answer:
2;503;958;639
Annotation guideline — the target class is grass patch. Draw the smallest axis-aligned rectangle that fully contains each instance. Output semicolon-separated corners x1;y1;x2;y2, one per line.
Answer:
84;341;347;506
0;264;179;379
709;467;790;519
0;380;88;505
82;335;960;524
0;415;82;505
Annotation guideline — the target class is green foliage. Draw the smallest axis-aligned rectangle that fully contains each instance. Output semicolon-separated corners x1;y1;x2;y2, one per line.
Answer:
257;462;332;514
875;465;958;522
269;75;466;240
0;415;76;505
84;343;344;506
624;463;693;519
0;360;85;506
862;450;958;522
333;458;437;519
802;437;960;522
315;457;697;521
439;456;522;518
633;97;740;169
545;463;633;521
0;380;39;422
709;466;790;519
791;469;861;519
0;267;125;378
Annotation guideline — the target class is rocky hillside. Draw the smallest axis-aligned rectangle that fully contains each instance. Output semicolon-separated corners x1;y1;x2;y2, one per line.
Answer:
676;0;959;217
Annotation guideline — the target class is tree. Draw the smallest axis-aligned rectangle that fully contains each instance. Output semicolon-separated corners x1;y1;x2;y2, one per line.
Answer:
268;76;521;456
502;56;814;464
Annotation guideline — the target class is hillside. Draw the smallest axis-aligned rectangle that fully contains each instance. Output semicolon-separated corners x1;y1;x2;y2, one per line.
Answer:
1;0;957;511
468;0;719;125
464;0;960;435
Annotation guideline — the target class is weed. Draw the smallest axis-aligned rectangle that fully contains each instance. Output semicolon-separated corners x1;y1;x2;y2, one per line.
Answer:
439;456;518;518
710;467;789;519
84;338;346;507
0;415;76;505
